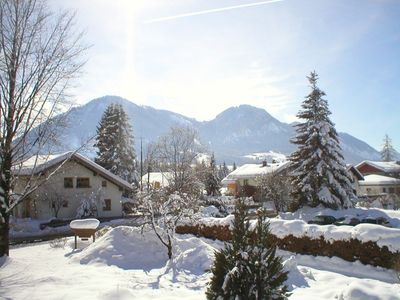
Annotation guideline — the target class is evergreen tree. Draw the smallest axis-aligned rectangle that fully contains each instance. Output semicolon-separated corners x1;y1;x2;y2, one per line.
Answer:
380;134;396;162
289;72;355;209
206;199;289;300
205;153;221;196
233;162;237;171
94;103;137;184
218;161;230;179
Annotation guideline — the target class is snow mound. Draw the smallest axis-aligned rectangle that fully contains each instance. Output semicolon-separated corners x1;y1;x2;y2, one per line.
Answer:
98;287;136;300
73;226;168;270
72;226;216;273
172;235;216;274
339;280;400;300
70;218;100;229
283;256;311;291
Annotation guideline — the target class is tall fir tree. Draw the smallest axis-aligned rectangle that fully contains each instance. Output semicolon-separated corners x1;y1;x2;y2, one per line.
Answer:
94;103;137;184
289;72;355;209
205;153;221;196
380;134;396;162
206;199;289;300
218;161;230;179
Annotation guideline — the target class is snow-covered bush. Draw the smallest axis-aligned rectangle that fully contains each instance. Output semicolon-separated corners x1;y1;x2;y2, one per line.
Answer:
137;188;200;259
49;237;67;249
75;189;102;218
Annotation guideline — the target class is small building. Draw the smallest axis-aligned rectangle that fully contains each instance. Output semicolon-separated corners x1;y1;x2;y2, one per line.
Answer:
221;161;290;199
356;160;400;178
141;172;171;189
13;152;133;220
359;174;400;196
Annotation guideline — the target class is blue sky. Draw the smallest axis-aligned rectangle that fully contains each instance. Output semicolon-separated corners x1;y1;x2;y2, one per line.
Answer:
54;0;400;151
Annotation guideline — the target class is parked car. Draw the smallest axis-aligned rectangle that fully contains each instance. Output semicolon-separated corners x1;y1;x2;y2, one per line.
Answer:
360;216;391;227
39;218;70;230
308;215;337;225
334;215;360;226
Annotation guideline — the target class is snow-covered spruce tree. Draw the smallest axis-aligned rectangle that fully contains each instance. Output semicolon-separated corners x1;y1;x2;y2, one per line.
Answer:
205;153;221;196
380;134;396;162
206;199;289;300
289;72;355;209
94;103;137;184
218;161;230;180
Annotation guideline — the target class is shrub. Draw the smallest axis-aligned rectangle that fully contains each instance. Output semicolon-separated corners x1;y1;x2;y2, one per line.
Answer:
206;199;289;299
49;237;67;249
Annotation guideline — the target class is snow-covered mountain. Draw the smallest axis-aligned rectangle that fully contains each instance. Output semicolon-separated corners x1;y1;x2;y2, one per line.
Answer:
54;95;380;164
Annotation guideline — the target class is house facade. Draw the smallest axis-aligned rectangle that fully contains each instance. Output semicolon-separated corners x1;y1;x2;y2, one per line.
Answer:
13;152;133;220
359;174;400;196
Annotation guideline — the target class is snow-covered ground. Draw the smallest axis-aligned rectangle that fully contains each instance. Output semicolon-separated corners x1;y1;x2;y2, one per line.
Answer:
1;226;399;300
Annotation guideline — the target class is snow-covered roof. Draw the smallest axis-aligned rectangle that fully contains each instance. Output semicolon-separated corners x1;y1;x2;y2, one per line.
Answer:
141;172;171;187
222;161;290;182
346;164;364;180
359;174;400;186
356;160;400;173
14;152;133;190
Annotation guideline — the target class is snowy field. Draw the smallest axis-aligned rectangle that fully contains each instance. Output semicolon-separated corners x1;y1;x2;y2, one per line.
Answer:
1;226;399;300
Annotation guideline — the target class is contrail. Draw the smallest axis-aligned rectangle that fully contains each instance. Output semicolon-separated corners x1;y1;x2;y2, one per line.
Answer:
144;0;283;24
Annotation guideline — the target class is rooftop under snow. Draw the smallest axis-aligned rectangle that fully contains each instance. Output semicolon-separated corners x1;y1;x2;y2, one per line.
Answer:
359;174;400;185
357;160;400;173
223;161;290;180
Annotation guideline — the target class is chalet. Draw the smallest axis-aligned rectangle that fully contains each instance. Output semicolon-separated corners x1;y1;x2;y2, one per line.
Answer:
355;160;400;178
13;152;133;220
221;160;290;200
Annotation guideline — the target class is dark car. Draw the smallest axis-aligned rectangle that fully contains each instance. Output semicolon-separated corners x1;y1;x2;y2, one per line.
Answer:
308;215;337;225
360;216;391;227
39;219;70;230
334;215;360;226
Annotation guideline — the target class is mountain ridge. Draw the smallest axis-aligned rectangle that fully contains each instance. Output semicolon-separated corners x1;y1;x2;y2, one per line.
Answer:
57;95;380;164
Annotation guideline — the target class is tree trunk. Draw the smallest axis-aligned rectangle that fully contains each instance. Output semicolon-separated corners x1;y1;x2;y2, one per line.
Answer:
167;237;172;259
0;214;10;256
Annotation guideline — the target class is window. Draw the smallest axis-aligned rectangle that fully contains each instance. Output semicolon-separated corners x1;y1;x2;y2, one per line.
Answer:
243;179;249;186
102;180;107;187
389;187;395;194
382;187;387;193
62;201;68;208
103;199;111;211
76;177;90;188
64;177;73;188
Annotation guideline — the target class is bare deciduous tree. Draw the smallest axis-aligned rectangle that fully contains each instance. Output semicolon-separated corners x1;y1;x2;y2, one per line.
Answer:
137;125;203;259
0;0;86;256
258;172;291;213
153;125;203;196
138;189;199;259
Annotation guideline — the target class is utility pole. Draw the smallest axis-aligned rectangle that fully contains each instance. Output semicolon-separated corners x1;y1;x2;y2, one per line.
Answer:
140;137;144;191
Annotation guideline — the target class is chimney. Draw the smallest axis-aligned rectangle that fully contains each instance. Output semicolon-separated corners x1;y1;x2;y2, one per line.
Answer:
262;160;268;167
